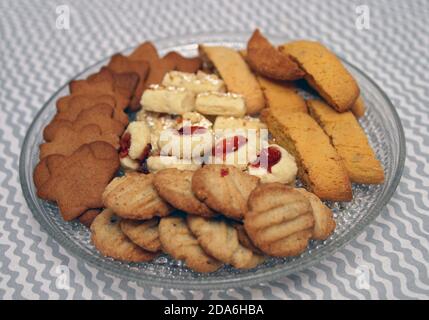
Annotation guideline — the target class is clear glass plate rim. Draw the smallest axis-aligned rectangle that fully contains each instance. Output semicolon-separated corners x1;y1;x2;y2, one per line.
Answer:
19;32;406;290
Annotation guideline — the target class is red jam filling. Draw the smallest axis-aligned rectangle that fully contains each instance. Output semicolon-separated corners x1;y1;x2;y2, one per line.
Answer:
212;135;248;160
250;146;282;173
177;126;207;135
220;168;229;177
119;133;131;158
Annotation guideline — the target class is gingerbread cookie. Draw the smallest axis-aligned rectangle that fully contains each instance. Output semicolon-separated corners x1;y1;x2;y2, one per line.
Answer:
43;103;125;142
159;216;223;273
55;94;129;125
163;51;202;73
102;172;172;220
91;209;157;262
129;41;160;64
153;169;215;217
245;183;315;257
39;124;118;160
107;54;150;111
35;142;119;221
120;218;161;253
192;165;260;220
246;29;304;80
78;209;101;228
187;216;264;269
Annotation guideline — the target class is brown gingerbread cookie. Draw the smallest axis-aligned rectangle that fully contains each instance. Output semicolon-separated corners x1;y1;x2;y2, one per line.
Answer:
35;141;120;221
43;104;125;142
129;41;160;64
91;209;157;262
39;124;119;160
153;169;215;218
55;94;129;125
192;165;260;220
102;172;173;220
163;51;202;73
107;54;150;111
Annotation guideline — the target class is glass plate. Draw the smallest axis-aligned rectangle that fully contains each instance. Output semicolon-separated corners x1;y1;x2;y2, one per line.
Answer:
20;33;406;290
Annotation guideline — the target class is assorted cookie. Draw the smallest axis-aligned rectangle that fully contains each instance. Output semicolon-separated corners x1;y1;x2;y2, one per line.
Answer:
33;30;385;273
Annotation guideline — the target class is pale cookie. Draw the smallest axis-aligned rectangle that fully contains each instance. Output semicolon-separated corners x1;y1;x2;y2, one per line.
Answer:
199;45;265;114
295;188;336;240
245;183;315;257
102;172;172;220
195;92;246;117
153;169;215;217
187;216;264;269
162;70;225;94
280;40;360;112
192;165;260;220
159;216;223;273
307;99;384;184
120;218;161;252
141;85;195;115
233;224;264;256
91;209;157;262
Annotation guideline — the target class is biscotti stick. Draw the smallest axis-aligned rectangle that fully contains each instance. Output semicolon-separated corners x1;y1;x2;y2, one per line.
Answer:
280;40;360;112
261;110;352;201
257;76;307;115
350;95;366;118
199;45;265;114
307;99;384;184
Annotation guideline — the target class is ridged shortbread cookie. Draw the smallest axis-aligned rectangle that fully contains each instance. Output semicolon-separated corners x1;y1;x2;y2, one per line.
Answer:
295;188;336;240
159;216;223;273
192;165;260;220
280;40;360;112
307;99;384;184
91;209;157;262
102;172;172;220
187;215;265;269
120;218;161;252
153;169;215;217
245;183;314;257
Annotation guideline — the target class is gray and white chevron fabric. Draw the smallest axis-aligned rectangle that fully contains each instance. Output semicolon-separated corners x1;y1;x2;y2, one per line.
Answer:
0;0;428;299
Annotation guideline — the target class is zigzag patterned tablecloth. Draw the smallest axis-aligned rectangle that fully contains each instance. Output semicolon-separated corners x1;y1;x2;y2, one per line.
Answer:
1;0;428;299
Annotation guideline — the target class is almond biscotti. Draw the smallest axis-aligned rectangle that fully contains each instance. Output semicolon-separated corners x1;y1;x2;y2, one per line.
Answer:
257;76;308;115
261;109;352;201
307;99;384;184
279;41;360;112
199;45;265;114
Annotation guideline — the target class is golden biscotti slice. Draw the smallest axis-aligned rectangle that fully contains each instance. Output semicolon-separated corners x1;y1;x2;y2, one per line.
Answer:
187;216;265;269
261;109;352;201
257;76;308;115
192;165;260;220
246;29;304;80
102;172;173;220
307;99;384;184
295;188;336;240
120;218;161;252
244;183;314;257
280;40;360;112
350;95;366;118
159;216;223;273
199;45;265;114
90;209;157;262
